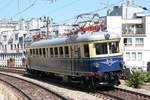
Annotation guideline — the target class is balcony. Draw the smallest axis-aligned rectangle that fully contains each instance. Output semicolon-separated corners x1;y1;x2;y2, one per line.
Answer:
136;28;145;34
122;24;145;37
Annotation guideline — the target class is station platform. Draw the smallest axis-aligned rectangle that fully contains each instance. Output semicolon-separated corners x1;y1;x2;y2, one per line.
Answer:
0;67;26;74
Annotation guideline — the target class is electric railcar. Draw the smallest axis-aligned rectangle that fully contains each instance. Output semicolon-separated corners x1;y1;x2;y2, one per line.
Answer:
26;32;124;88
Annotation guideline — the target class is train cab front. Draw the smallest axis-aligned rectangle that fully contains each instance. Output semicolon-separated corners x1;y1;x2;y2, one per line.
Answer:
91;55;124;85
88;40;124;85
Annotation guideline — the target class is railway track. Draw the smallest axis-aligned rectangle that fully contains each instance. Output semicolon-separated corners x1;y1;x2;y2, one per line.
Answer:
0;73;68;100
0;68;101;100
1;67;150;100
89;86;150;100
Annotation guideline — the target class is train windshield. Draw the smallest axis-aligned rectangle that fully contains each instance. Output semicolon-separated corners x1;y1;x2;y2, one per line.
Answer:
95;41;119;55
109;42;119;54
95;43;108;55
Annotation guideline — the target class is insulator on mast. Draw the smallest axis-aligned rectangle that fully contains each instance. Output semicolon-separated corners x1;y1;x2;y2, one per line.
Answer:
127;0;134;6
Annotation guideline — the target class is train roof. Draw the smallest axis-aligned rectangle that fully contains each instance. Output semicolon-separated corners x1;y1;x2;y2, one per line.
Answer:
28;32;120;48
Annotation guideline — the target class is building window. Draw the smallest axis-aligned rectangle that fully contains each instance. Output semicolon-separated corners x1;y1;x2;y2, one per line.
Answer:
19;37;23;43
14;44;16;49
10;44;13;50
126;52;130;61
137;52;142;61
55;30;59;37
3;35;7;41
5;45;6;49
15;34;18;40
132;52;136;61
122;24;134;34
24;44;25;49
135;38;144;46
136;24;145;34
20;44;23;49
17;44;19;49
124;38;132;46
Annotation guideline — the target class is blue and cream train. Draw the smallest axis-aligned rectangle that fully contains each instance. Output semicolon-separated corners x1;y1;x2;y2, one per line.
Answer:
26;32;124;88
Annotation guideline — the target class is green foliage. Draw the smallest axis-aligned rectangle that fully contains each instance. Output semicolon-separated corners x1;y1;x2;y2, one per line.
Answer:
127;71;150;88
146;72;150;82
127;71;145;88
141;72;150;82
136;28;145;34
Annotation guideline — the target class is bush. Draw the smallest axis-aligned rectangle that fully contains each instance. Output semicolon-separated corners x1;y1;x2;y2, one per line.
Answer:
127;71;145;88
147;72;150;82
142;72;150;82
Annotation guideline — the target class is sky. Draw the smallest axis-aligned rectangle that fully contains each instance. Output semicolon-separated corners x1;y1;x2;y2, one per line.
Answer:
0;0;150;23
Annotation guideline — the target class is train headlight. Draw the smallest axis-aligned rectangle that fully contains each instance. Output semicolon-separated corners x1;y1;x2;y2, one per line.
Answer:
93;63;100;68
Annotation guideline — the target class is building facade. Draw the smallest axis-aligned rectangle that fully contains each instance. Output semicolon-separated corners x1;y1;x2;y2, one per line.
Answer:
0;17;48;67
107;0;150;71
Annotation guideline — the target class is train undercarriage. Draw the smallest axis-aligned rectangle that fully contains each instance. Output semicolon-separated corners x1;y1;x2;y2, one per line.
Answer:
27;68;121;89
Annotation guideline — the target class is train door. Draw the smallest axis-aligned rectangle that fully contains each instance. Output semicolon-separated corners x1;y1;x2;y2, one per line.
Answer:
70;44;81;75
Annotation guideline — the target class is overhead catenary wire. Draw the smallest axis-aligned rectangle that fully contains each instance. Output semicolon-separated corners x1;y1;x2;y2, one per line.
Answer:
49;0;81;15
0;0;12;10
134;0;150;10
12;0;56;18
89;0;125;14
60;0;125;24
12;0;125;22
13;0;38;18
135;4;150;11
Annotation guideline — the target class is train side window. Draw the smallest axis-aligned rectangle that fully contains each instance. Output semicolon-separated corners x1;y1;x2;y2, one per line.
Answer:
39;48;42;55
59;47;63;58
30;49;32;55
33;49;35;55
46;48;48;57
95;43;108;55
83;44;89;57
50;48;53;57
54;47;58;57
43;48;46;57
36;48;38;55
64;46;69;57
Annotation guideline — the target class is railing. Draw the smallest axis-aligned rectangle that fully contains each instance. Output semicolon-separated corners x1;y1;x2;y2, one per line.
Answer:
122;34;146;37
122;32;146;37
122;27;145;36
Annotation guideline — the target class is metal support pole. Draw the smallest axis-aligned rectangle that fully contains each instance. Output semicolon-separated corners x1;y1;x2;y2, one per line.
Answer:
47;17;49;39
